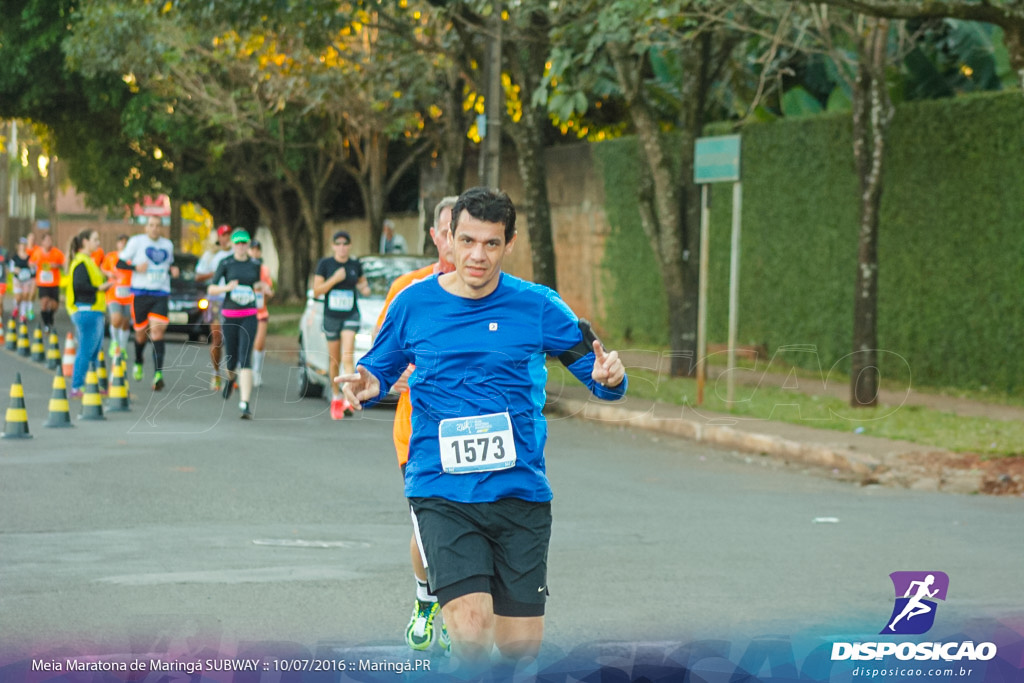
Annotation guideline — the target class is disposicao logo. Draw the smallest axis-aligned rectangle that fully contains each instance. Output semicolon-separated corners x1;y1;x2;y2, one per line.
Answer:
881;571;949;635
831;571;998;663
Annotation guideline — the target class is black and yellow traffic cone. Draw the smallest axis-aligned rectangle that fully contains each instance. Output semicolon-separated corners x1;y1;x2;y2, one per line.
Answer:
16;322;30;357
96;350;109;395
79;365;106;421
122;356;132;401
30;326;46;363
4;318;16;351
44;367;75;428
45;330;61;370
106;359;131;412
2;372;33;439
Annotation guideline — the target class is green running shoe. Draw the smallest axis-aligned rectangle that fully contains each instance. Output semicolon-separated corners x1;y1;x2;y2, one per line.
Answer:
405;599;440;651
153;371;164;391
437;622;450;653
133;363;143;381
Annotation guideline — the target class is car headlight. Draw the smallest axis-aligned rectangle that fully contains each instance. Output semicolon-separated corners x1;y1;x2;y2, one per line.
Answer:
198;298;209;310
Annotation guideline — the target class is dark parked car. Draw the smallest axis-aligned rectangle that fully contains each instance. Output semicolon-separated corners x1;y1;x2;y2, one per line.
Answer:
167;253;211;341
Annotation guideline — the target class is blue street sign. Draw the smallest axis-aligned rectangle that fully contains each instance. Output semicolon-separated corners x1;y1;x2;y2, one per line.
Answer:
694;135;741;183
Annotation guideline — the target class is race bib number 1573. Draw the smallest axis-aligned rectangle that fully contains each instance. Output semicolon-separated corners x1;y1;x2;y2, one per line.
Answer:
438;412;517;474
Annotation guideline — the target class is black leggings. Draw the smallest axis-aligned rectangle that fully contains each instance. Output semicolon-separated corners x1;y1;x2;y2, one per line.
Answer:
221;314;258;371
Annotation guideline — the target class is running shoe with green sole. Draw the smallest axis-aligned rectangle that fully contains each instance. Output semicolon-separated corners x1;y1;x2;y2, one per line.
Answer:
437;622;450;653
153;371;164;391
405;599;440;651
133;363;144;381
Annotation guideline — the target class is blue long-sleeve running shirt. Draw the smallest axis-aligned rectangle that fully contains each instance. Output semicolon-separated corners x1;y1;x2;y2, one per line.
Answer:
358;272;627;503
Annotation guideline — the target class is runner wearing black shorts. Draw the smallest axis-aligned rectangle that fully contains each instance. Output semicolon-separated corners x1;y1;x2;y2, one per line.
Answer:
341;188;628;674
409;497;552;616
312;230;369;421
117;216;179;391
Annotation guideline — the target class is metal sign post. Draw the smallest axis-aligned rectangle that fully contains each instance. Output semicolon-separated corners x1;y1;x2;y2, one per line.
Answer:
694;135;742;406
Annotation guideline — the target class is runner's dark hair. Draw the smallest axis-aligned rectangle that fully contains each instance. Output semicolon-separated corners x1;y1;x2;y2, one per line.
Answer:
451;187;516;242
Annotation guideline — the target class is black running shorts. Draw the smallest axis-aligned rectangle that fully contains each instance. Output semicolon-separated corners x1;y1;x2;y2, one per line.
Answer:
131;293;170;328
409;496;552;617
322;312;360;341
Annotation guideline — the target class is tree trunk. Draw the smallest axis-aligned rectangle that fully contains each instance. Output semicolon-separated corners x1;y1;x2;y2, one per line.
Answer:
1003;22;1024;89
367;132;388;253
849;18;893;407
168;196;183;246
610;43;695;376
513;129;557;289
242;181;307;302
441;72;468;195
44;156;59;239
422;68;469;253
507;10;558;290
674;38;713;379
274;225;310;304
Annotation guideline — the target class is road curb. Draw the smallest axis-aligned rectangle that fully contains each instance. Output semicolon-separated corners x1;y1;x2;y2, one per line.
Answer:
545;391;985;495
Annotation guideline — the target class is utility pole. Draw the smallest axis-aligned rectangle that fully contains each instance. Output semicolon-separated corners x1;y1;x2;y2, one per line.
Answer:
478;2;503;188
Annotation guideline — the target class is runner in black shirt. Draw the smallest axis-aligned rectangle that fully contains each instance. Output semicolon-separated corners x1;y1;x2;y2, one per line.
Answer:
207;229;265;420
312;229;370;420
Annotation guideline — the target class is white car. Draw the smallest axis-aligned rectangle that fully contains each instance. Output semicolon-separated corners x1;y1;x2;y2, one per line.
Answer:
297;254;434;402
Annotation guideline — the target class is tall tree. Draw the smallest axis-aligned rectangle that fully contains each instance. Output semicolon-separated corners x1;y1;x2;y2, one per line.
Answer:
504;4;560;290
314;6;442;252
65;2;445;296
64;4;330;298
0;0;174;207
846;14;895;407
443;1;561;289
547;0;750;376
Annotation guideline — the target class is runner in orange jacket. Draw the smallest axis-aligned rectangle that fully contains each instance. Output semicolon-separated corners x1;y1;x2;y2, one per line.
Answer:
373;196;458;653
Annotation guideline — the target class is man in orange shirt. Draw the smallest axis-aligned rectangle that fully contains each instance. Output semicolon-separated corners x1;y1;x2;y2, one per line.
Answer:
373;195;458;653
29;232;65;331
101;234;133;359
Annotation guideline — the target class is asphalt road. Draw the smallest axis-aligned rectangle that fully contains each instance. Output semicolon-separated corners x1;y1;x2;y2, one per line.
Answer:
1;336;1022;678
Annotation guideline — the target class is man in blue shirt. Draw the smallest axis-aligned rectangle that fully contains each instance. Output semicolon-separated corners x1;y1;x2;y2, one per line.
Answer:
341;187;626;672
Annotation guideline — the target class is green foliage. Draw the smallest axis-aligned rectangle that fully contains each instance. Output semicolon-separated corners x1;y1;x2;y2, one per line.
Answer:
592;137;666;344
0;0;182;207
876;91;1024;392
904;20;1008;98
703;112;860;376
780;86;823;117
597;91;1024;394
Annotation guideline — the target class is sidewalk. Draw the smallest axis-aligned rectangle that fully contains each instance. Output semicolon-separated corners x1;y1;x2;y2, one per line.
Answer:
543;351;1024;497
265;332;1022;496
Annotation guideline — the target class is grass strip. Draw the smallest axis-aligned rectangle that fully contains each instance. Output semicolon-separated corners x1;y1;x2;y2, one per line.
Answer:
549;364;1023;457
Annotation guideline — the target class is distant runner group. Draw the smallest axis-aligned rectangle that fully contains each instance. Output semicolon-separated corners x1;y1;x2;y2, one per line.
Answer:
1;217;274;420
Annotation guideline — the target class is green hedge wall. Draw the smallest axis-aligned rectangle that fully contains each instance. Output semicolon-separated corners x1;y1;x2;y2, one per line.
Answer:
593;138;668;345
594;91;1024;392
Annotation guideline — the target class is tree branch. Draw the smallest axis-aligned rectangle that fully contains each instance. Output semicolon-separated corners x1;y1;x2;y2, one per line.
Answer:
786;0;1023;26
